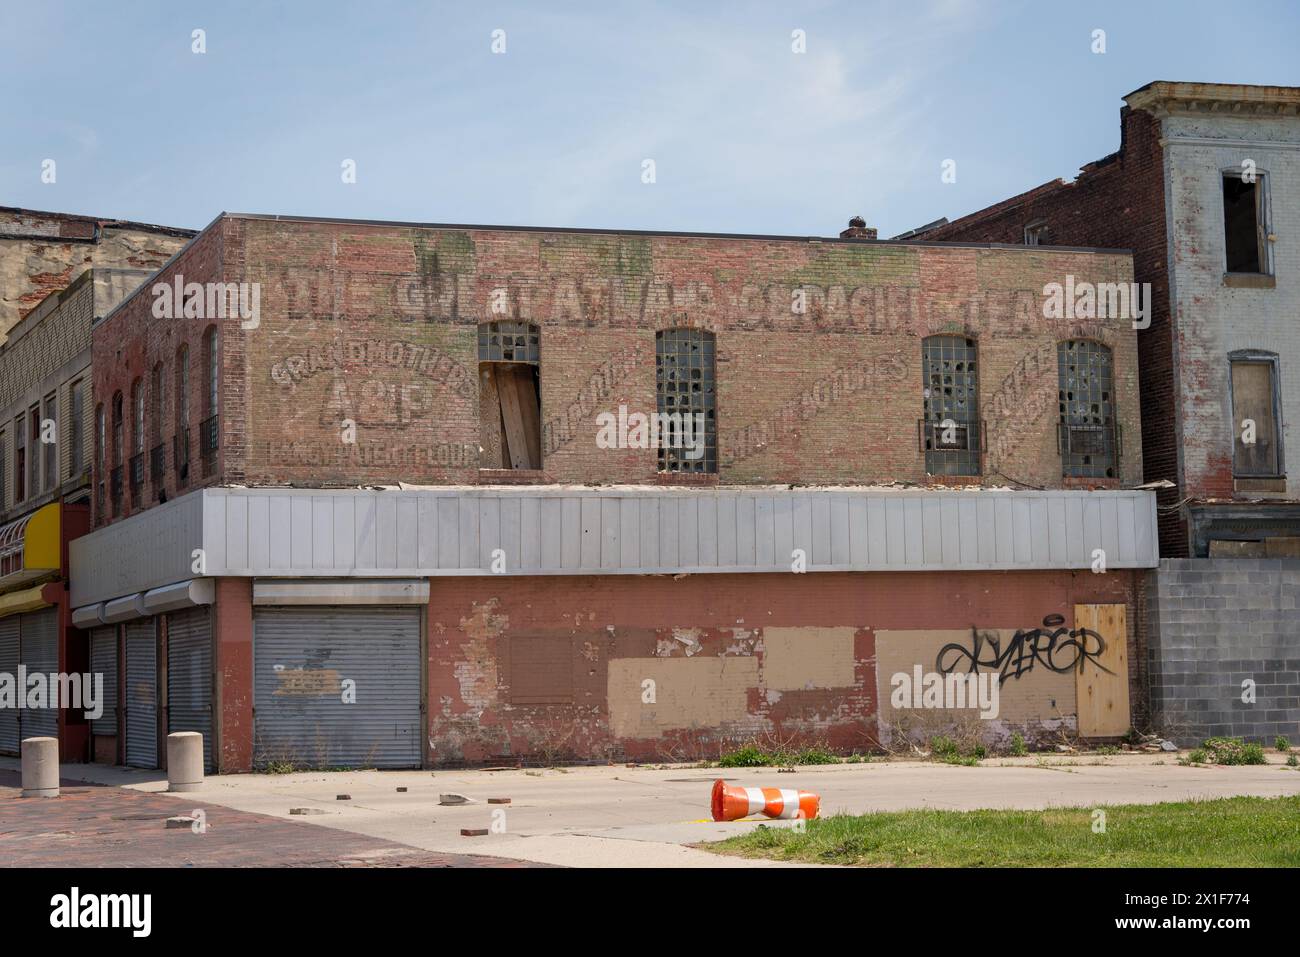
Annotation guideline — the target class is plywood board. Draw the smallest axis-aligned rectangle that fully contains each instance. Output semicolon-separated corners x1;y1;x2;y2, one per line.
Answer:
512;367;543;469
495;366;530;469
1073;603;1129;737
479;366;506;469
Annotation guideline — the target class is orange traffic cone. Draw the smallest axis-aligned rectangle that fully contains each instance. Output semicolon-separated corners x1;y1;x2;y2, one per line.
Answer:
711;779;820;822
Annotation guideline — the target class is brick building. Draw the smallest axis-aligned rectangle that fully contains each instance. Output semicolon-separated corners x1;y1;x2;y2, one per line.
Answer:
925;81;1300;747
0;269;156;761
924;82;1300;559
67;212;1158;771
0;206;194;343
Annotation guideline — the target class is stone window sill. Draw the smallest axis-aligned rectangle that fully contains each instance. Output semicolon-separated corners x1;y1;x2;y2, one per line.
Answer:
1223;273;1276;289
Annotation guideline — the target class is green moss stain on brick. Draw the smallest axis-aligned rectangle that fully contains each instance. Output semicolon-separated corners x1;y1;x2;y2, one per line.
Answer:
540;233;653;279
782;244;919;288
413;230;475;280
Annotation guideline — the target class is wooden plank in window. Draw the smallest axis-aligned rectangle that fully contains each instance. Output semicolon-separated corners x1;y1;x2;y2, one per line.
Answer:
478;366;506;469
496;365;533;470
511;366;542;469
1231;361;1278;476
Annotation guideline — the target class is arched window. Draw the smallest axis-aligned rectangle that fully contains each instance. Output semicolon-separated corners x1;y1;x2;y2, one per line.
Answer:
1058;340;1117;478
655;328;716;474
478;321;541;469
95;402;105;519
922;336;981;476
176;344;190;484
130;378;144;505
150;361;166;491
110;391;123;514
201;326;219;466
204;326;218;417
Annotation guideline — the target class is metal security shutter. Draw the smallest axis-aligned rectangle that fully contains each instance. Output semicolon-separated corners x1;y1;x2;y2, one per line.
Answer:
167;608;213;771
124;618;157;768
19;609;58;740
89;627;118;738
0;618;17;754
254;606;421;769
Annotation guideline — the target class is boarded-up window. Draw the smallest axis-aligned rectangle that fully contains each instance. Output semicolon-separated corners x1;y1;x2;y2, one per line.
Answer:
1223;172;1266;274
505;635;573;704
479;322;542;470
1058;340;1117;478
656;328;717;473
1231;354;1282;477
922;336;981;476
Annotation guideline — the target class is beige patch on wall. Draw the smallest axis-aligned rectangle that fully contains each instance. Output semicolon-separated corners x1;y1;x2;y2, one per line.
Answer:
607;657;759;738
874;629;1077;730
762;627;856;691
455;599;508;711
272;668;342;696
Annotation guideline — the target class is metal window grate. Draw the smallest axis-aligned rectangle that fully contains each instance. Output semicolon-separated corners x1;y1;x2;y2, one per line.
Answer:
1058;340;1116;478
922;336;981;476
656;328;717;473
478;322;540;363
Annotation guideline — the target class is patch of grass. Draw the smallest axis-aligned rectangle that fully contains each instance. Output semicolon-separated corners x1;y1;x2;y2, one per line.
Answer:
1182;749;1208;766
1202;737;1267;766
1008;732;1028;757
708;796;1300;867
845;753;871;764
1095;745;1121;756
261;761;298;775
1277;736;1291;753
716;744;842;768
930;734;985;765
716;745;770;768
1287;754;1298;768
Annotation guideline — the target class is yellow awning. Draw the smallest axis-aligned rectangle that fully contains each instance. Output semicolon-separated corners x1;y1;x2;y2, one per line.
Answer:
0;502;60;587
0;583;52;619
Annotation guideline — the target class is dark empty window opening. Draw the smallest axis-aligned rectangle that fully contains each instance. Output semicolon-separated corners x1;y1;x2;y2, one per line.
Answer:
656;328;717;474
1223;173;1265;274
479;321;542;470
1024;220;1049;246
1230;354;1282;478
1058;340;1117;478
922;336;981;476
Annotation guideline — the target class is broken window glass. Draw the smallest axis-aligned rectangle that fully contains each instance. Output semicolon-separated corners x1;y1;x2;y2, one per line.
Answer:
1058;340;1117;478
922;336;981;476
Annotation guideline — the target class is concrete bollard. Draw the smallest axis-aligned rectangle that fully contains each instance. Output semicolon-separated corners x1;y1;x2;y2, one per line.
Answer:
166;732;204;792
21;737;59;798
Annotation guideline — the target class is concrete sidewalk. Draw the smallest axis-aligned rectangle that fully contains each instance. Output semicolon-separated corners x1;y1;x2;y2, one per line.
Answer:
6;753;1296;868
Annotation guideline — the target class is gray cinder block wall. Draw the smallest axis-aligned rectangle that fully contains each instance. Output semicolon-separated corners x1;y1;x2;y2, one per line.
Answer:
1148;559;1300;746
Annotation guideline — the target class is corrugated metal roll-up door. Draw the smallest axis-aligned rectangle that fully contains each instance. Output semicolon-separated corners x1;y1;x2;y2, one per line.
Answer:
124;618;157;768
254;606;421;769
89;627;118;739
18;609;59;740
167;608;213;771
0;618;18;754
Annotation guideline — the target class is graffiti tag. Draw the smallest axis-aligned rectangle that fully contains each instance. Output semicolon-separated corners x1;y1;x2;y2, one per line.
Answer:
936;614;1112;683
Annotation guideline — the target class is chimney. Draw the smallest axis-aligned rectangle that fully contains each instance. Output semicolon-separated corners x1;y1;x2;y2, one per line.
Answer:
839;216;877;240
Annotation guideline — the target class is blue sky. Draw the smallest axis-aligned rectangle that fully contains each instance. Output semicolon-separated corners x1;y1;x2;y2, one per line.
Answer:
2;0;1297;238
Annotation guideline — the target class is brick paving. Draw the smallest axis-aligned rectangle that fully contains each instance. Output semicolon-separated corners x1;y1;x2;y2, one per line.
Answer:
0;771;546;868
